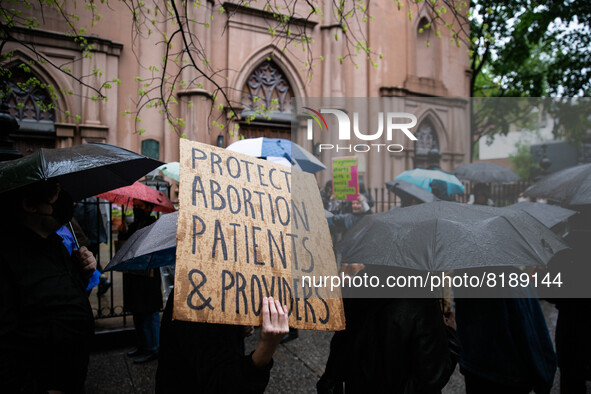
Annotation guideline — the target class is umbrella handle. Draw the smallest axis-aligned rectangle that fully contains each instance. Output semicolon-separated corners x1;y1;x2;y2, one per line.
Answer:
283;153;295;166
67;221;80;250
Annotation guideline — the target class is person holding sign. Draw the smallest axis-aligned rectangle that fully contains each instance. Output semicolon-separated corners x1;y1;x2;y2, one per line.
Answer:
328;194;372;235
155;293;289;393
163;139;344;391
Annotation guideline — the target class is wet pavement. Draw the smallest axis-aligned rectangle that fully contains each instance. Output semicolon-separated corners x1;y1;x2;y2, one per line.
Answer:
86;301;587;393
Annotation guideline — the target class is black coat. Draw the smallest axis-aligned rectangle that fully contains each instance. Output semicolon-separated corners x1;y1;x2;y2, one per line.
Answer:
455;296;556;393
0;226;94;393
318;297;458;394
155;295;272;393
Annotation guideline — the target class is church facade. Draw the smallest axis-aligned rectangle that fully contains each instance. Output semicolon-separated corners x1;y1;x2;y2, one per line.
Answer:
2;0;470;195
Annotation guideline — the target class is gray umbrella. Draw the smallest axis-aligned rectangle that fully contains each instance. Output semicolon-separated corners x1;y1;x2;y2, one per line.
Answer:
504;202;577;230
385;180;438;204
104;211;177;271
337;201;568;271
452;162;520;183
523;163;591;206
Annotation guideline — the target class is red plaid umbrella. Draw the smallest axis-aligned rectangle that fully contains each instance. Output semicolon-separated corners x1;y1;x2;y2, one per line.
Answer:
97;181;176;213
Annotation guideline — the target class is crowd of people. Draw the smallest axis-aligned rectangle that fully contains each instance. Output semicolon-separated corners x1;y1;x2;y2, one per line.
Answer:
0;180;290;393
0;173;589;394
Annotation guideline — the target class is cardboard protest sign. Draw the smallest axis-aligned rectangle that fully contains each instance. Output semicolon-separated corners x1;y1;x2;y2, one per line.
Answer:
332;157;359;201
173;139;345;331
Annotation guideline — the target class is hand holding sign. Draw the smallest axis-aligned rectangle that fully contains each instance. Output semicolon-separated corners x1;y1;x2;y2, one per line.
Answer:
252;296;290;368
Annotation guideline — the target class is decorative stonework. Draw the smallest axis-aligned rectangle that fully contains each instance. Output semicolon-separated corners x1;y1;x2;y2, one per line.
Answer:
5;68;55;123
242;60;293;112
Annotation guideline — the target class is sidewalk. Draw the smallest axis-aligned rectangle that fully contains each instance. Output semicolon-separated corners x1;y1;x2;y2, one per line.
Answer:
85;301;569;393
85;330;334;394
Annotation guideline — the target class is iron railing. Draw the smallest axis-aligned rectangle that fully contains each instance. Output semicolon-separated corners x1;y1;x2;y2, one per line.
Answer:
368;180;533;213
74;198;128;320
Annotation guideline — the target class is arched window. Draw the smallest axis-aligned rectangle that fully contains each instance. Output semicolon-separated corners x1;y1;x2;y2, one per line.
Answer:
414;118;440;168
3;66;56;155
240;60;294;139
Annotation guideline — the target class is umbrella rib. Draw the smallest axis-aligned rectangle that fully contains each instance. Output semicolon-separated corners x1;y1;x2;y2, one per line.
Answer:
39;148;50;181
499;214;546;266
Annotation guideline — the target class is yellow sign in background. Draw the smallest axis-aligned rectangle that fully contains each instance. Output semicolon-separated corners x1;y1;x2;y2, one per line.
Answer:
173;139;345;330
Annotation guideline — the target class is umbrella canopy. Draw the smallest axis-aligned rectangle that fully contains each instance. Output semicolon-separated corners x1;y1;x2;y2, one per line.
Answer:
157;161;180;181
394;168;465;196
226;137;326;173
0;143;163;201
337;201;568;272
104;211;178;271
523;163;591;206
504;201;577;230
97;181;176;213
453;162;520;183
385;180;438;204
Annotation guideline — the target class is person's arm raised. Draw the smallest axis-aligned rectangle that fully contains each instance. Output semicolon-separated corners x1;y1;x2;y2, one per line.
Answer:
251;296;289;369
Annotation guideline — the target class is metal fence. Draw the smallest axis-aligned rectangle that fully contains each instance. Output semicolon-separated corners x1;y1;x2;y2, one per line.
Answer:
76;199;174;322
73;198;124;320
368;180;534;213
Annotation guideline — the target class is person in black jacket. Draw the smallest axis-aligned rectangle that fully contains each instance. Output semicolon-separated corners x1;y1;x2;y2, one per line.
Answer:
0;181;97;393
155;293;289;393
118;198;163;364
454;268;557;394
455;296;556;394
317;265;459;394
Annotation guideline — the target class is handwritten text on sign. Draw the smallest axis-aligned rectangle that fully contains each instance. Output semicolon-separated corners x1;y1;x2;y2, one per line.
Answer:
332;157;359;201
173;139;344;330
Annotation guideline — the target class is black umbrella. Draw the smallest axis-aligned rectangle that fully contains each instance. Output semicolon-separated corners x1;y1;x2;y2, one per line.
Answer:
523;163;591;206
385;180;438;204
504;202;577;230
452;162;519;183
337;201;568;271
0;143;163;201
104;211;177;271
